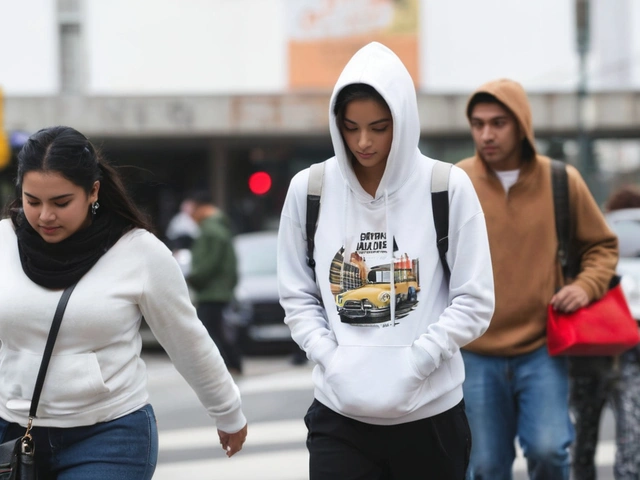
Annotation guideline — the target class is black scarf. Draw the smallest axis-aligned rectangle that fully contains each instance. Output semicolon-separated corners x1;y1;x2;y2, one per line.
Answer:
15;211;128;289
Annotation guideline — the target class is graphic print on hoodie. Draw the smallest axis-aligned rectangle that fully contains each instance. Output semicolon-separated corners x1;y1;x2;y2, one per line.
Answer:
331;237;420;326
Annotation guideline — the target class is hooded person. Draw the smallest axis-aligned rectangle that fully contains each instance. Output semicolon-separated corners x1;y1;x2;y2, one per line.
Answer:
457;79;618;479
277;42;495;479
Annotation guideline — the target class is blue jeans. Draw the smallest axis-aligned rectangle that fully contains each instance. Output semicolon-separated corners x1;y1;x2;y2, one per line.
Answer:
462;346;574;480
0;404;158;480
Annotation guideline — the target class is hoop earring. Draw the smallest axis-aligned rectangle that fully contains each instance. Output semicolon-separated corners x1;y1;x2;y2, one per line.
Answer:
91;201;100;216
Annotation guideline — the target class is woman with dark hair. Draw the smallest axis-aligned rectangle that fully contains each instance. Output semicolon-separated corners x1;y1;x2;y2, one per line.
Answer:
0;126;247;479
277;43;495;479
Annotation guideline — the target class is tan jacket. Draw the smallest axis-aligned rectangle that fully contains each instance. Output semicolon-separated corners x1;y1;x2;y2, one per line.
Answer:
457;79;618;356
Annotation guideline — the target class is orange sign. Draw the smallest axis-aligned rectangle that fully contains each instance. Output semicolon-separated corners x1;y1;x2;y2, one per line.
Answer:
0;132;9;170
288;0;419;90
0;88;10;170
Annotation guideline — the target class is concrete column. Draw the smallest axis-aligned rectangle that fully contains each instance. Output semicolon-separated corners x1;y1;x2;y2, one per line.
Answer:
208;142;228;211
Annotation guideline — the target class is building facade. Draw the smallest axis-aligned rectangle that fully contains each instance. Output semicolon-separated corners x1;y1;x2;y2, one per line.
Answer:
1;0;639;234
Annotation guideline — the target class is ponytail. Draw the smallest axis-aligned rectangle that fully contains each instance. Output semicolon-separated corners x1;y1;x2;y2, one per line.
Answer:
96;155;154;234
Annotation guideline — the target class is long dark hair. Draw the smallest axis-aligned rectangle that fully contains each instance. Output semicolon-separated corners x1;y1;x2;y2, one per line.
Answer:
5;125;152;232
606;184;640;212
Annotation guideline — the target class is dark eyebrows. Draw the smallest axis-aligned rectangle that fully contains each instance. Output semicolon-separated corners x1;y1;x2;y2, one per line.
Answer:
24;192;74;201
471;115;510;123
343;117;392;126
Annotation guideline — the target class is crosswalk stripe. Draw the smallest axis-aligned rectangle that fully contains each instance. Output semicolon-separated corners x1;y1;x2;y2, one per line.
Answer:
159;419;305;450
235;370;314;395
148;357;618;478
154;449;309;480
157;418;616;478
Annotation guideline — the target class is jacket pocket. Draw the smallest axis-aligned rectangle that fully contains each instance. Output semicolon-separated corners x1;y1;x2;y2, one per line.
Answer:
1;348;109;416
322;345;427;419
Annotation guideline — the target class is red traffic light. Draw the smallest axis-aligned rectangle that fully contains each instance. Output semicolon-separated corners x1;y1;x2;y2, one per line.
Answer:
248;171;272;195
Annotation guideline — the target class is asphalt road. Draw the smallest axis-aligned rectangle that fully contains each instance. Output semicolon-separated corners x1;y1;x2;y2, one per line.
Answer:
143;351;619;480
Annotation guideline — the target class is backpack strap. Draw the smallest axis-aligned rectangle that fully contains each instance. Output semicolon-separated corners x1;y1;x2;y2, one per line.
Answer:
305;159;452;283
431;161;453;282
550;159;571;279
306;161;325;277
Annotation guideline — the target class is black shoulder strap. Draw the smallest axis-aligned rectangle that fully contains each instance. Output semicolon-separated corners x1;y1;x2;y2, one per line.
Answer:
550;159;571;279
306;162;325;278
29;283;77;419
431;161;453;282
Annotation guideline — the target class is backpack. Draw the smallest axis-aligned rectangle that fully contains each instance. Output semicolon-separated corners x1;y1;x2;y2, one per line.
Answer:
305;160;453;281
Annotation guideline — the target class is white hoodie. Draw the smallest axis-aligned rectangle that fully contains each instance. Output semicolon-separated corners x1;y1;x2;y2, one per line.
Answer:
277;42;494;425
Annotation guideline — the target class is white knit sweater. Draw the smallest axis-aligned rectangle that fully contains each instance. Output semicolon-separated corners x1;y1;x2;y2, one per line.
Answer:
0;219;246;431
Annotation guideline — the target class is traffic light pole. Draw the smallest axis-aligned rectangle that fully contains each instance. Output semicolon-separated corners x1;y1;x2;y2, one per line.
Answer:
575;0;600;202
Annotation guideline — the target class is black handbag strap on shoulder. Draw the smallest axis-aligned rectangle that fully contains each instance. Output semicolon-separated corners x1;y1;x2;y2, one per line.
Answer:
28;283;77;421
305;160;453;282
551;159;618;289
550;159;571;280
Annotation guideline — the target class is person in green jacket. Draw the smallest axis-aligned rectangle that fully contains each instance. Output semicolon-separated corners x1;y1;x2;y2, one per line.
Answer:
186;190;242;375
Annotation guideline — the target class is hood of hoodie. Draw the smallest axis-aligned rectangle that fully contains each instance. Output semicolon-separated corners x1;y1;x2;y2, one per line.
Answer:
465;78;537;158
329;42;420;202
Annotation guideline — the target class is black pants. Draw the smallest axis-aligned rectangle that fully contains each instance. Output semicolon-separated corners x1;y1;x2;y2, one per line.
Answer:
196;301;243;373
304;399;471;480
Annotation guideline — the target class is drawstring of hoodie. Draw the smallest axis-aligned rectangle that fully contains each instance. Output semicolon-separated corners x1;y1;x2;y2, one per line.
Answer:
342;184;396;327
385;189;396;325
341;183;350;288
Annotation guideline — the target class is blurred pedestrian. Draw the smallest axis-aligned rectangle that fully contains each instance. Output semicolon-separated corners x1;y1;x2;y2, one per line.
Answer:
456;79;618;480
165;196;201;277
166;197;200;247
570;184;640;480
0;126;247;479
186;190;243;375
277;41;495;480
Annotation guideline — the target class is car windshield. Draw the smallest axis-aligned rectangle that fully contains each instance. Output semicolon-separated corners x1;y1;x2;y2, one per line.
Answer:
234;232;278;276
606;209;640;258
610;220;640;258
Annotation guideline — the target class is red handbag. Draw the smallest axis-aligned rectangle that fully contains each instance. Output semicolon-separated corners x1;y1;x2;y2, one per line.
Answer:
547;160;640;356
547;275;640;356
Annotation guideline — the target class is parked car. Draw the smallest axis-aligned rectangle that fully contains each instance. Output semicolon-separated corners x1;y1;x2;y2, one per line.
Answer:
605;207;640;319
142;230;293;354
225;230;294;354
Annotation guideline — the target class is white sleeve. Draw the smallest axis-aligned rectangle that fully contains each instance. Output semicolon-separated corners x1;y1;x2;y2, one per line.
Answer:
137;234;246;433
277;172;338;369
413;167;495;376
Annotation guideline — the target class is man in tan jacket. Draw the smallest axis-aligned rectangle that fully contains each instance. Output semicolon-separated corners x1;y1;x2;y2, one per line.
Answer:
457;79;618;480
